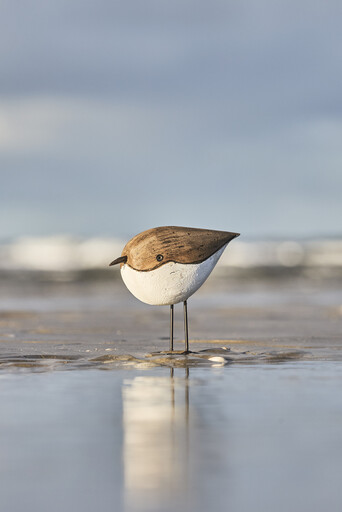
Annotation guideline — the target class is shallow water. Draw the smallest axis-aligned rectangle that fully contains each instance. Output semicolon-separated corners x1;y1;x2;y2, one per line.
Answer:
0;363;341;512
0;274;342;511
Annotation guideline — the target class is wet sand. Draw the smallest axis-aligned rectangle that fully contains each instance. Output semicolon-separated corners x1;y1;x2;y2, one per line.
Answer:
0;274;341;370
0;273;342;511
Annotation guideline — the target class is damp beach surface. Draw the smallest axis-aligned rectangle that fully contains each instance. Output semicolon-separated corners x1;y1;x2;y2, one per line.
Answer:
0;271;342;512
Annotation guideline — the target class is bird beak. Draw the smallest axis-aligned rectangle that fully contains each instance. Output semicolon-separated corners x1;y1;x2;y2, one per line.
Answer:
109;255;127;266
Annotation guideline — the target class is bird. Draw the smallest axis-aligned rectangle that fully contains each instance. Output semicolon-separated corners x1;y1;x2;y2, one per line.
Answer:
109;226;239;353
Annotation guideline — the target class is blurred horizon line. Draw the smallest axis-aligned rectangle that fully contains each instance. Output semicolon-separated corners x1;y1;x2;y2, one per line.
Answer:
0;233;341;274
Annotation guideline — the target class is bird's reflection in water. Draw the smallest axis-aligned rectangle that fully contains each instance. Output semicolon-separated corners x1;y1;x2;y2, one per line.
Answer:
122;368;191;511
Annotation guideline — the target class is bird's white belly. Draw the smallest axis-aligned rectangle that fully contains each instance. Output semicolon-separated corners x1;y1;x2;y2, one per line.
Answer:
120;245;226;306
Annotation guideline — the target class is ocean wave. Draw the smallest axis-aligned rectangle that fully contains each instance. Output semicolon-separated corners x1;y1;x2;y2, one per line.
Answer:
0;236;123;272
0;235;341;273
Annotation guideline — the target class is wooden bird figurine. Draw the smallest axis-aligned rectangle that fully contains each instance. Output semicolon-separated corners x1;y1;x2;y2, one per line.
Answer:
110;226;239;352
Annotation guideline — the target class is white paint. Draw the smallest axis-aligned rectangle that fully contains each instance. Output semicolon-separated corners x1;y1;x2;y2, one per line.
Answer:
120;245;226;306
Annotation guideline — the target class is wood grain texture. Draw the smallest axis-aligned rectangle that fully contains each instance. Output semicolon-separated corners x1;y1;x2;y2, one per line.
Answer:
120;226;240;271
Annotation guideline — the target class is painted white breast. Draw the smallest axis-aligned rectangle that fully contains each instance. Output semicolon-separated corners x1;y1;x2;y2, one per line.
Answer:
120;244;226;306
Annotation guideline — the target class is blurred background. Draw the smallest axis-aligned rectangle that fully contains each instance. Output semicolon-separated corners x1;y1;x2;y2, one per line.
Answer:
1;0;341;275
1;6;342;511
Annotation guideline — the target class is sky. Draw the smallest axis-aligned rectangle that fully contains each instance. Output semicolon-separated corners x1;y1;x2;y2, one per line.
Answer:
1;0;341;240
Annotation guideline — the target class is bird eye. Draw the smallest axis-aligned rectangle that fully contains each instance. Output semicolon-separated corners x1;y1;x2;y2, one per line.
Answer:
156;254;163;262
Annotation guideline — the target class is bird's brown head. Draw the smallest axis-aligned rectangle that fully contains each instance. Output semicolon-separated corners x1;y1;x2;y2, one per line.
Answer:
109;226;239;272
